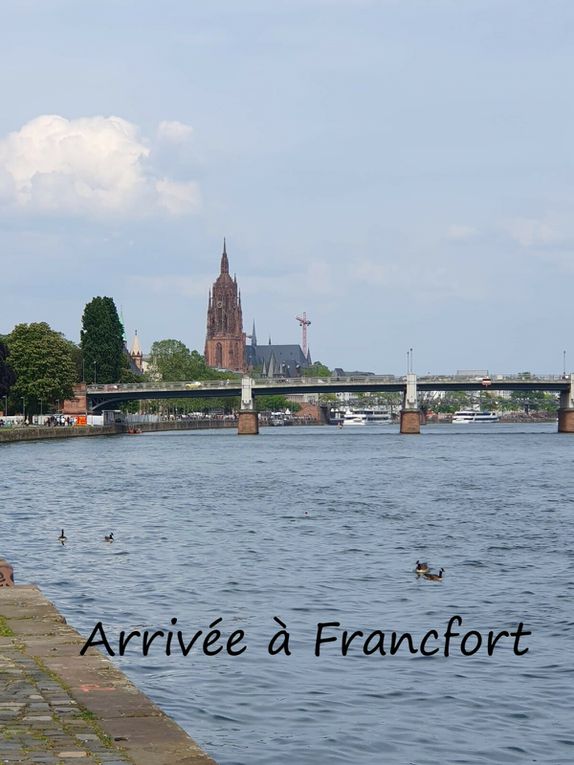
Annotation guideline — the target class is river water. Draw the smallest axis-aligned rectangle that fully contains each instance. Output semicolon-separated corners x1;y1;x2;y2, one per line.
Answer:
2;424;573;764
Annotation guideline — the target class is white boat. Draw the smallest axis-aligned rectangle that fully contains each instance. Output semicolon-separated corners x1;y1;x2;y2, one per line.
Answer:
365;409;392;424
452;410;499;423
343;408;392;426
269;411;293;426
343;410;367;425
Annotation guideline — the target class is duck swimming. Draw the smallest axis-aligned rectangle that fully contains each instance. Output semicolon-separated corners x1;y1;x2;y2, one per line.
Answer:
424;568;444;581
58;529;67;545
415;560;429;574
104;532;114;543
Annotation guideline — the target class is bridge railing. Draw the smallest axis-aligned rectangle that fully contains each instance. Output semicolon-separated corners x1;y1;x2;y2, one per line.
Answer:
87;380;240;393
86;373;570;394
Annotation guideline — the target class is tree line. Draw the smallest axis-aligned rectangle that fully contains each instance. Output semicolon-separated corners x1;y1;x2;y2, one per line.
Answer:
0;297;304;418
0;296;127;417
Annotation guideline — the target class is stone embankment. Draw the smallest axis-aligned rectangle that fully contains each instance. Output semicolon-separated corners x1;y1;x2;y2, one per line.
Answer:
0;584;216;765
0;426;122;444
133;420;235;433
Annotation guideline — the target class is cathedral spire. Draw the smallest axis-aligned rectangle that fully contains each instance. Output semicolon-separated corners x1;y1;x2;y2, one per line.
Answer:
251;320;257;347
221;238;229;274
205;239;246;372
130;329;141;357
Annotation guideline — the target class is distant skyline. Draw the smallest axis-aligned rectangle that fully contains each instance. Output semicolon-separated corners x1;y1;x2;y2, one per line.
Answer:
1;1;573;375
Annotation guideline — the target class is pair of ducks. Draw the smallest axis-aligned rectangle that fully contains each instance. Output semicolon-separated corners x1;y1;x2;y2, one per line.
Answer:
415;560;444;581
58;530;114;545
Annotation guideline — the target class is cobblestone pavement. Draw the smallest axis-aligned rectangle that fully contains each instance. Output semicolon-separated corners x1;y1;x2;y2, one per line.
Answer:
0;632;133;764
1;586;215;765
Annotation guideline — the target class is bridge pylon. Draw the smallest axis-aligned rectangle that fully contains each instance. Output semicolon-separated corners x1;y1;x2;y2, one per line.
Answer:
400;373;421;434
238;376;259;435
558;373;574;433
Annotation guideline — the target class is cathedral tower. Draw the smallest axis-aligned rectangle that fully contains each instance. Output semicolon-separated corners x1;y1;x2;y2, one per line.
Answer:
204;240;246;372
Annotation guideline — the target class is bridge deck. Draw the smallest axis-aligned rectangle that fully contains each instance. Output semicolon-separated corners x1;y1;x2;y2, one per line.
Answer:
86;375;571;410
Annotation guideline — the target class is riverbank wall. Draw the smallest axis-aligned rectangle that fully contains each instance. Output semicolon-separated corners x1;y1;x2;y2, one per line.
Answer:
0;584;216;764
0;425;121;444
0;417;323;445
134;420;236;433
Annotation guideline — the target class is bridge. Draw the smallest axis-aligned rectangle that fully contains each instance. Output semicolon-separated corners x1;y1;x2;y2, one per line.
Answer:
87;373;574;434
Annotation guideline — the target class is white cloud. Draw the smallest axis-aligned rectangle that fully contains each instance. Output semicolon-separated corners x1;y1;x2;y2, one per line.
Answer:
157;120;194;143
155;179;200;215
504;217;559;248
0;114;200;218
129;275;211;298
446;224;478;241
351;259;388;286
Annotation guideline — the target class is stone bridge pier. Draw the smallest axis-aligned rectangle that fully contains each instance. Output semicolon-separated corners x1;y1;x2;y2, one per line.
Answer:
238;376;259;435
400;373;421;434
558;374;574;433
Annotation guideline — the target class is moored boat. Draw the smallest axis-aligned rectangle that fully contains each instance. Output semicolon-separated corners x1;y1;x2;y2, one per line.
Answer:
342;408;392;425
452;410;499;423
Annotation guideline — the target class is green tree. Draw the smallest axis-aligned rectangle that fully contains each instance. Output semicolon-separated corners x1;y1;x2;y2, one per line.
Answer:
6;323;76;415
0;342;16;400
149;339;197;381
433;391;473;413
146;340;241;413
510;389;557;413
81;297;125;383
302;361;331;377
149;339;240;383
255;395;301;412
65;339;84;383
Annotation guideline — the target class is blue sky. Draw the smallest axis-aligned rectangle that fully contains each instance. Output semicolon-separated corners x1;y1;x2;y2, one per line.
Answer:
1;0;573;374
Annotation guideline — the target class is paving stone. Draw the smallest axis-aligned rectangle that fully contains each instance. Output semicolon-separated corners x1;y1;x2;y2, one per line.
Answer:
23;715;54;721
0;585;216;765
57;753;89;759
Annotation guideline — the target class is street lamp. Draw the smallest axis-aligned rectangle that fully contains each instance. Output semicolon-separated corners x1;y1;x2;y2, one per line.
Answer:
410;347;414;374
93;360;97;384
564;350;567;378
3;395;7;418
22;397;26;422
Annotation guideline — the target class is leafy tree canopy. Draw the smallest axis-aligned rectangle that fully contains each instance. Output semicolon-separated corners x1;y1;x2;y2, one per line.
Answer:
149;339;238;382
255;394;301;412
6;323;76;413
149;339;202;381
0;342;16;398
81;297;125;384
510;389;557;413
302;361;331;377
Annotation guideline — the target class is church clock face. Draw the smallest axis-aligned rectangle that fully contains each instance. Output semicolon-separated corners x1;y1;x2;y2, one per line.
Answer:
217;300;223;308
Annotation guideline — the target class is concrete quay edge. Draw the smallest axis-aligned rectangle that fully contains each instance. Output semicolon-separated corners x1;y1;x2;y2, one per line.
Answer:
0;426;122;444
0;585;217;765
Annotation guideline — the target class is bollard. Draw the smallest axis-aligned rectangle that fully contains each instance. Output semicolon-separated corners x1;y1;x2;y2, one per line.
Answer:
0;558;15;586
